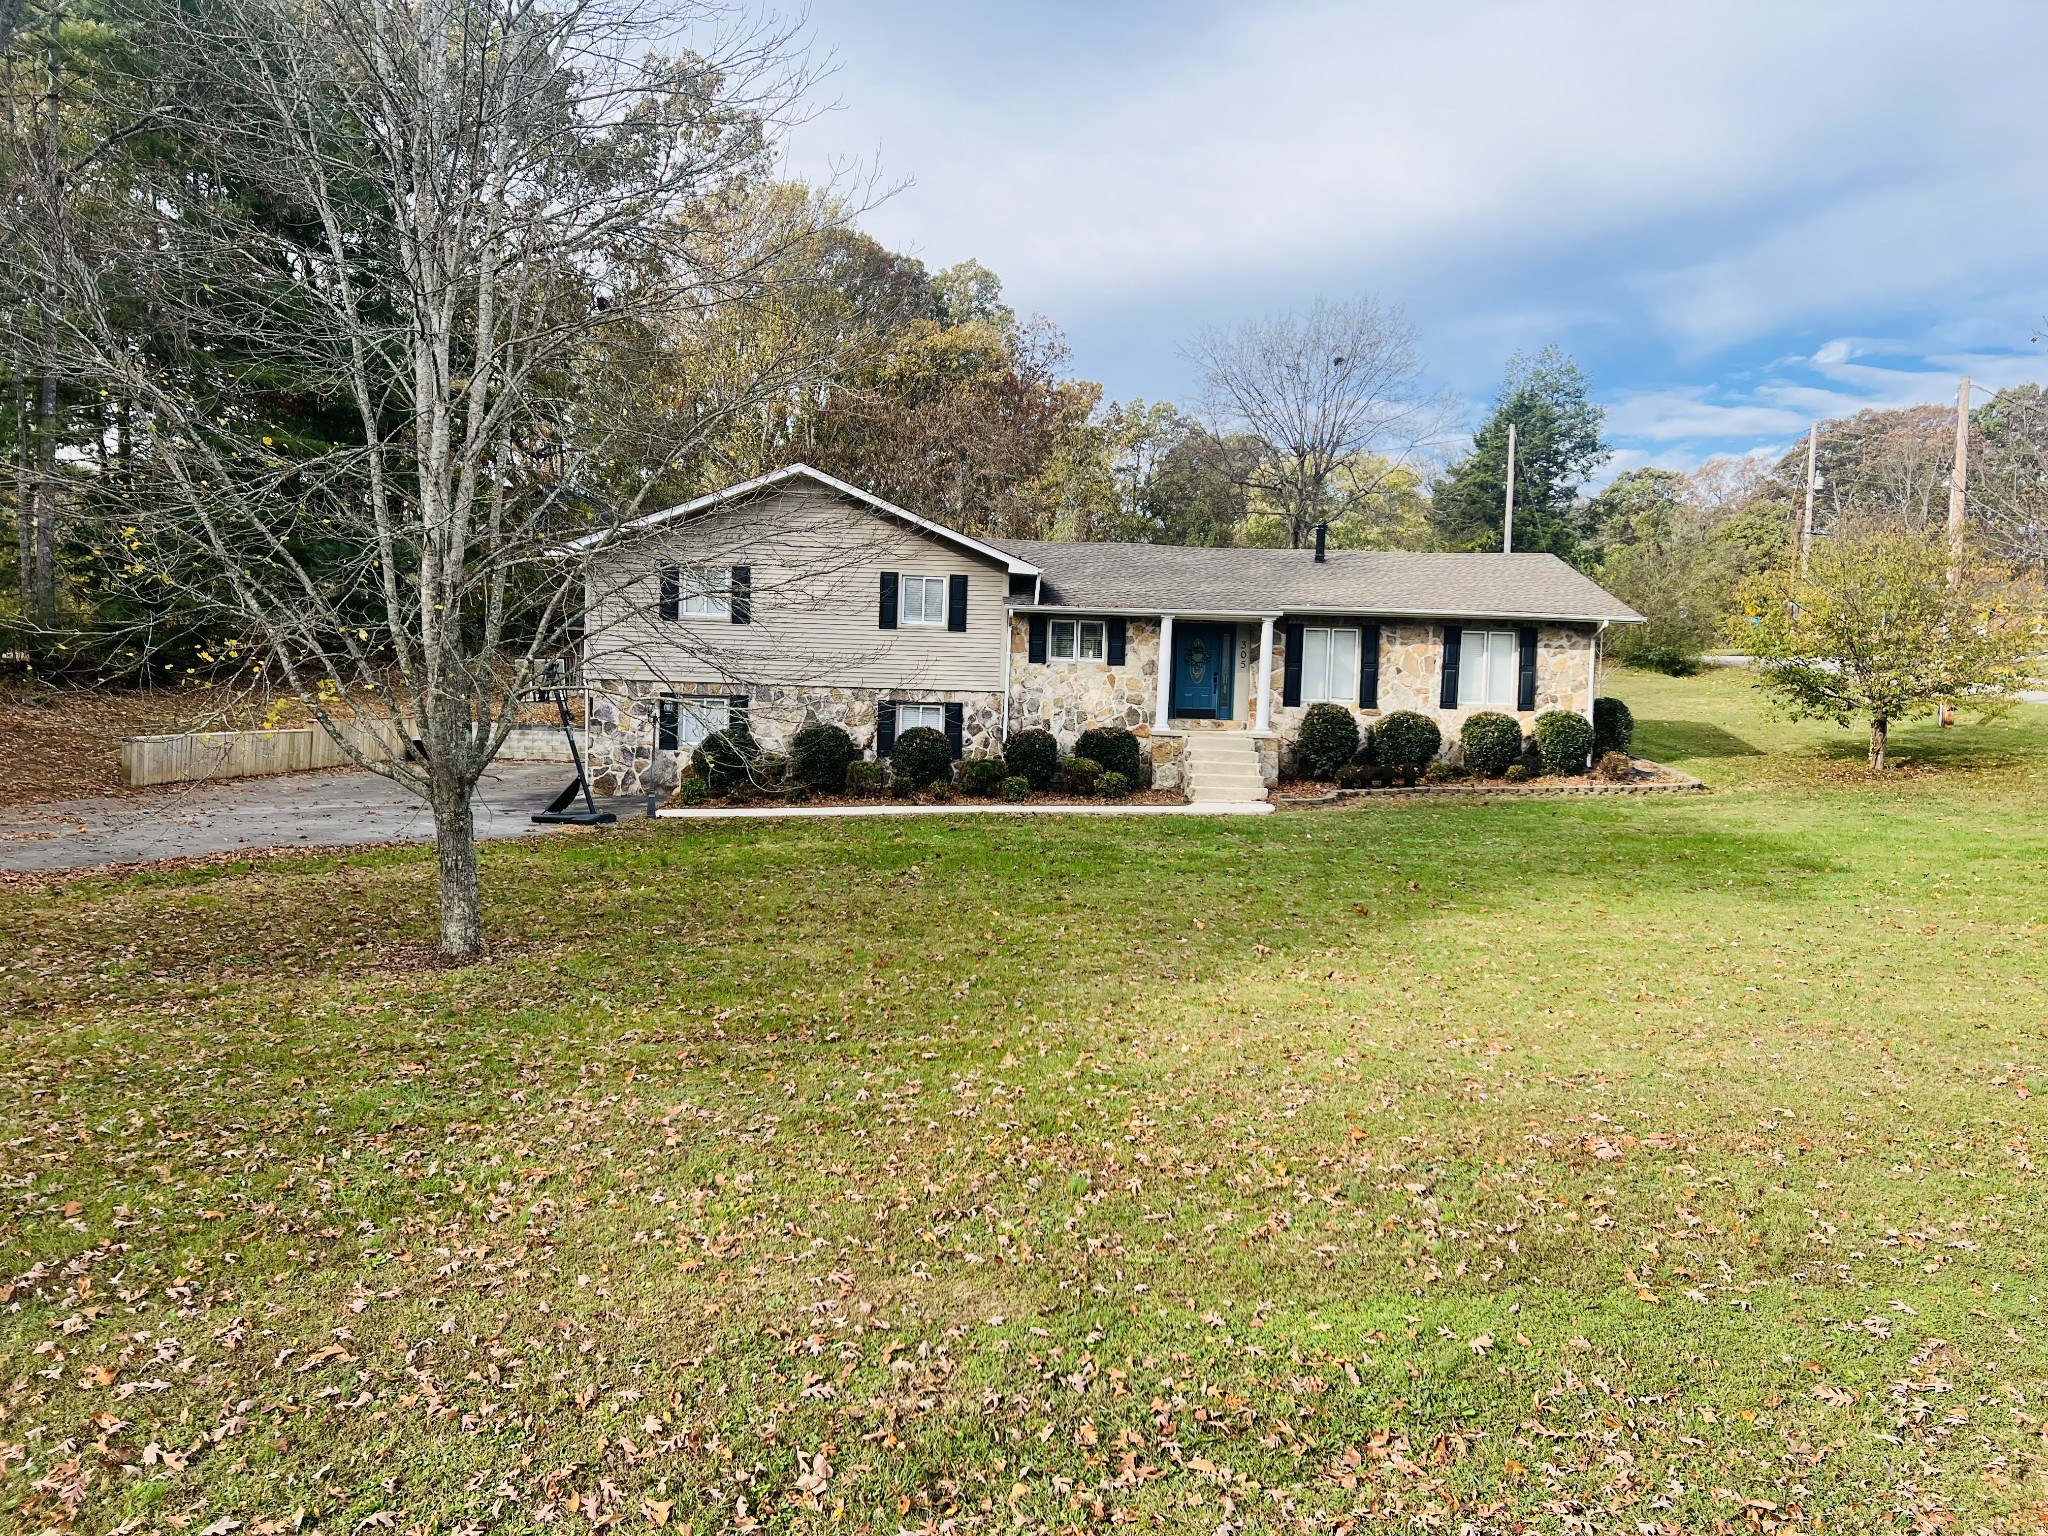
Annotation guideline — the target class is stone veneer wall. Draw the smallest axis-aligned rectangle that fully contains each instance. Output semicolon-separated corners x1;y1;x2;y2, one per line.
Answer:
1007;618;1161;743
1265;622;1597;771
584;679;1004;795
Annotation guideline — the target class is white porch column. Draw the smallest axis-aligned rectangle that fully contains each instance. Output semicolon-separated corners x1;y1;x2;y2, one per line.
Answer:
1255;616;1275;733
1155;613;1175;731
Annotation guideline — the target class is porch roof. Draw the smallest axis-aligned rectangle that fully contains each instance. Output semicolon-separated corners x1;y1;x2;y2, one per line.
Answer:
988;540;1642;625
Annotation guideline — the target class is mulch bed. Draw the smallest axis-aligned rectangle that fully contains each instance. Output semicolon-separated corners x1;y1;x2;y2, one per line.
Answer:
671;786;1189;812
1274;758;1704;806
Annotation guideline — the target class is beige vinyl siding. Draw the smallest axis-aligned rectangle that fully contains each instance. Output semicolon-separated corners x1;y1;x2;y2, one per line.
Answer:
582;486;1010;693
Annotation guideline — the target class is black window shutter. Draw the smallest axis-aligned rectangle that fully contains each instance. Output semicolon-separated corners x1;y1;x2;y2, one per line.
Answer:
727;695;749;735
947;573;968;632
1517;626;1539;711
876;700;896;755
1359;623;1381;710
1281;621;1304;708
658;565;679;622
943;702;964;759
730;565;752;625
1028;615;1048;664
657;697;678;751
878;571;898;629
1439;626;1462;709
1106;616;1126;665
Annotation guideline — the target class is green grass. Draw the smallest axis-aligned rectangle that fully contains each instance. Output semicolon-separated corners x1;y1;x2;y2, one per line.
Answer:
3;667;2046;1534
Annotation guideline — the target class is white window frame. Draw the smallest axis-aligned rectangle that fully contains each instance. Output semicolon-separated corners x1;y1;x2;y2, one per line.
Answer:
900;575;947;628
678;568;730;618
1048;618;1105;662
1300;626;1360;704
896;702;946;734
1458;629;1519;709
675;698;728;746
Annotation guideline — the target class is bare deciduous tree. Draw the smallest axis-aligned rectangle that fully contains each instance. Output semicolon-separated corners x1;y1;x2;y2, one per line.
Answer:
1184;296;1450;549
32;0;841;956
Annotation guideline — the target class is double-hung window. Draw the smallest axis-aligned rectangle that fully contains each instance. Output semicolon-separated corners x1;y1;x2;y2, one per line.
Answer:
1048;618;1105;661
1457;629;1518;708
678;568;729;618
658;696;728;752
896;702;946;734
900;575;947;627
1300;626;1360;703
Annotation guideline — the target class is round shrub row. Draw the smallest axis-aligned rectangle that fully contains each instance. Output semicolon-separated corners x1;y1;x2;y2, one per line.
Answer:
1372;710;1442;768
1534;709;1595;775
890;725;953;789
1459;711;1524;777
1295;702;1360;780
1074;726;1141;784
1004;728;1060;790
1592;696;1634;759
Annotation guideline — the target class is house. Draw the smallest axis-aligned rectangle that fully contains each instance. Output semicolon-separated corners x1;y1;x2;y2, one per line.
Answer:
569;464;1641;796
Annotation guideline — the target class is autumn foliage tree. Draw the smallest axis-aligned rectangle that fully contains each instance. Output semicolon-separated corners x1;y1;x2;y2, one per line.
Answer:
1731;529;2041;768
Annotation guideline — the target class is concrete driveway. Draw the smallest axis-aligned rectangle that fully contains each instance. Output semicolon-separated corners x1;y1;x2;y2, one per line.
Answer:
0;763;646;874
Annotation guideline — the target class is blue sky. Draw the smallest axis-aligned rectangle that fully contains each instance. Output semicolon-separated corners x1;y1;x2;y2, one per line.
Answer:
781;0;2048;481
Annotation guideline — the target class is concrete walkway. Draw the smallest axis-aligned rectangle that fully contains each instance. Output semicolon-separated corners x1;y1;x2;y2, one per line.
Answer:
0;763;643;874
655;800;1274;822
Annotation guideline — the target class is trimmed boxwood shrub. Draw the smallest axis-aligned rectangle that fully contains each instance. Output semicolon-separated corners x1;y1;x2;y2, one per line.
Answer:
845;760;884;797
1504;763;1531;783
1459;711;1524;777
1074;726;1141;784
1593;696;1635;758
1060;756;1103;795
1423;761;1460;784
1004;728;1060;790
676;774;709;806
1295;702;1360;780
691;723;757;794
1000;775;1030;803
1372;710;1441;768
890;725;953;789
1534;710;1596;775
957;757;1009;797
789;722;856;793
1098;770;1131;800
1594;750;1634;782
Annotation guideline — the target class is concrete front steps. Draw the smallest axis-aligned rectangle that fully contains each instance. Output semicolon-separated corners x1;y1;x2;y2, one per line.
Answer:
1181;731;1269;804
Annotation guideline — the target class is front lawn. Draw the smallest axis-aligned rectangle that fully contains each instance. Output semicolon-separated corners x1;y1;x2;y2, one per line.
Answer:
3;669;2044;1534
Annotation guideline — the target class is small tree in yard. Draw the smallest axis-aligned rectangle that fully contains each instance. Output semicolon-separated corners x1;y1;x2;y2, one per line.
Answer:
1732;529;2042;769
32;0;833;956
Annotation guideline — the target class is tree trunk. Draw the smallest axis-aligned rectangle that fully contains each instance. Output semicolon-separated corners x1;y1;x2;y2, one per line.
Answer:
1868;715;1888;771
429;769;482;958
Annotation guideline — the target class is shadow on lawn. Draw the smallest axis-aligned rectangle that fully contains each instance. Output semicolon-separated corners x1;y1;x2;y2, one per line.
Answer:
1633;719;1762;759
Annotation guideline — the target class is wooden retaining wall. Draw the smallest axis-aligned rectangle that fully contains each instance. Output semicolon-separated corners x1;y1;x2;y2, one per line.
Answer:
120;721;404;787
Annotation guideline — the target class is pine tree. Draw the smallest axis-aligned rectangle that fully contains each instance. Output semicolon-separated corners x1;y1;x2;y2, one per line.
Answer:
1429;347;1607;560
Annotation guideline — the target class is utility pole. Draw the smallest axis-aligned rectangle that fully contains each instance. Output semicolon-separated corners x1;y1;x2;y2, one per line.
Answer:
1798;423;1818;577
1502;422;1516;554
1940;375;1971;726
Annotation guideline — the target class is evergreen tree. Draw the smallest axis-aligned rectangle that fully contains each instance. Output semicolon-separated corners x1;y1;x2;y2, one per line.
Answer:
1429;347;1607;559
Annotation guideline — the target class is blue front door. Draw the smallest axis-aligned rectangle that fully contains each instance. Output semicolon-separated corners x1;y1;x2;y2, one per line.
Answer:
1171;624;1235;719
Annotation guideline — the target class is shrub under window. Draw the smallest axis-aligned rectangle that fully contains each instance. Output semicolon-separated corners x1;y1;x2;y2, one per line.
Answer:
1074;726;1140;784
1004;728;1060;790
1371;710;1441;768
1459;711;1523;777
691;721;757;794
1295;702;1360;780
1534;710;1595;775
890;726;953;789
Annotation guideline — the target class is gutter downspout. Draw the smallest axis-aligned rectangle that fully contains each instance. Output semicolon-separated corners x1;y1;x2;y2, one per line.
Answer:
1589;620;1607;725
1001;608;1015;743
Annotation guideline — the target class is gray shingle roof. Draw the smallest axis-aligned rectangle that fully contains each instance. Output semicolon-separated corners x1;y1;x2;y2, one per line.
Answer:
986;540;1641;624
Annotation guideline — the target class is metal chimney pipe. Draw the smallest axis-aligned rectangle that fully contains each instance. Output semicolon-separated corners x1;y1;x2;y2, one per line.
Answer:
1314;521;1328;562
